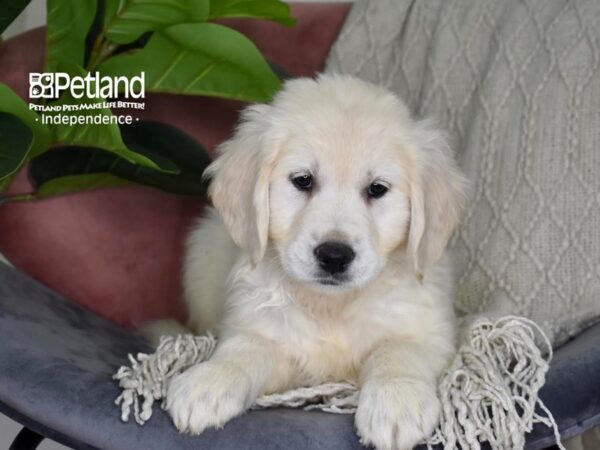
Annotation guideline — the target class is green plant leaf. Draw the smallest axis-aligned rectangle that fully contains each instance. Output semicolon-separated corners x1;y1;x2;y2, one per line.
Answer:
0;82;51;157
46;0;97;72
103;0;119;28
0;112;33;191
41;63;176;173
46;95;177;172
0;83;50;193
208;0;295;26
0;0;32;35
29;121;211;198
104;0;210;44
99;22;281;102
35;173;129;198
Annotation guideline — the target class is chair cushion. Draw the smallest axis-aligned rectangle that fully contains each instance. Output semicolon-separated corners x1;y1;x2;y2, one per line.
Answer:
0;264;599;449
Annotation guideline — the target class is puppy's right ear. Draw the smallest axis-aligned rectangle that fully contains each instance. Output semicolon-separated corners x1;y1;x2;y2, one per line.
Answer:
203;105;279;266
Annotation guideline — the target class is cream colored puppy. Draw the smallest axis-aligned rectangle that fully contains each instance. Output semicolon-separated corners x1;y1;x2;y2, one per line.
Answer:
165;75;466;450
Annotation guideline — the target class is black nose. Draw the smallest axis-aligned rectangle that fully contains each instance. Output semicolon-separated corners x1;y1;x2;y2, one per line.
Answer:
314;241;356;275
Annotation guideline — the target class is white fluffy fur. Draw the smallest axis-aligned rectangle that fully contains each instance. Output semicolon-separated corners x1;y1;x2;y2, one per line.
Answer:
159;75;467;450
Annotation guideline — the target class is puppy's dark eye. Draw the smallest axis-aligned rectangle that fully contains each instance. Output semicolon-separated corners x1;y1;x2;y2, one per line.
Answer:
367;182;389;199
291;174;313;192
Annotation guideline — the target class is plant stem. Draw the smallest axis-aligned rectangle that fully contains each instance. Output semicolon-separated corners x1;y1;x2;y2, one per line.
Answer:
88;38;117;71
88;34;105;69
0;194;37;205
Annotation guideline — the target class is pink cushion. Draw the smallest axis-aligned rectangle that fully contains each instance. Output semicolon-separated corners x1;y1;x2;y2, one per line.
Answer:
0;3;350;328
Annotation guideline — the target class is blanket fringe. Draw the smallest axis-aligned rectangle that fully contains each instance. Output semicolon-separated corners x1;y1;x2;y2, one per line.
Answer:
114;316;563;449
426;316;564;450
114;334;216;425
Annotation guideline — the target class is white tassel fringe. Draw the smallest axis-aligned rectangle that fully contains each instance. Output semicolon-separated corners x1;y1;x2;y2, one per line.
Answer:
425;316;564;450
114;316;563;449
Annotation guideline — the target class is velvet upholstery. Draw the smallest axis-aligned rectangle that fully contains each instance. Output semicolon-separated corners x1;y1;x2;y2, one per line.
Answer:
0;263;599;450
0;2;351;329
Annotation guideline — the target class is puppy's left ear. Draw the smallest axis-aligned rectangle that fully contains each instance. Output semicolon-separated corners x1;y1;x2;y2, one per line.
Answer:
406;120;467;280
204;105;279;266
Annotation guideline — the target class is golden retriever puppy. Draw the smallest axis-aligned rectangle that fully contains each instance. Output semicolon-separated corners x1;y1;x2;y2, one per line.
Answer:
164;75;466;450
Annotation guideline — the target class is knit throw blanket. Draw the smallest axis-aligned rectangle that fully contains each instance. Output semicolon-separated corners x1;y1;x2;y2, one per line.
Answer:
114;316;561;449
113;0;600;447
325;0;600;349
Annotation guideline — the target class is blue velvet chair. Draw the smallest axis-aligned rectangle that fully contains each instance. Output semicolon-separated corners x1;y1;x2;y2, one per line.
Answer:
1;262;599;450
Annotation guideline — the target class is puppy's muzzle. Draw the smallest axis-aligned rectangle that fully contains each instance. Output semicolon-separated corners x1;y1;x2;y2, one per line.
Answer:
314;241;356;276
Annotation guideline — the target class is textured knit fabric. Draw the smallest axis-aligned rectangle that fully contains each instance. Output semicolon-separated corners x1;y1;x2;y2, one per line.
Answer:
326;0;600;346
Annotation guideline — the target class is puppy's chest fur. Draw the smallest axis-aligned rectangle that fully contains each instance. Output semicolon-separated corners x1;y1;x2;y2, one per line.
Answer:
224;259;441;389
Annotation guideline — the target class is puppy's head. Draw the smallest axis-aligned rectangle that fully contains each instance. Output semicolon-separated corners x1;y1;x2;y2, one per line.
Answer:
206;75;467;292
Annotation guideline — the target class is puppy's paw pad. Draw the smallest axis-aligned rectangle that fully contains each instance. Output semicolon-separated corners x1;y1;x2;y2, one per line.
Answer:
355;379;440;450
166;362;252;434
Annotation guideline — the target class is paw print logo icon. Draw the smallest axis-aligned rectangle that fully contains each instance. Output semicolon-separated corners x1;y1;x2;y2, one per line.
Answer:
29;73;55;99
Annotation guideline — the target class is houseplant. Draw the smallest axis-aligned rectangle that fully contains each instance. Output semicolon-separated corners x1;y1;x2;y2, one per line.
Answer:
0;0;294;202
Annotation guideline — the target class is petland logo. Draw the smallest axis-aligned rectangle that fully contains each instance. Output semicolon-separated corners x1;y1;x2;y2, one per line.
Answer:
29;72;145;99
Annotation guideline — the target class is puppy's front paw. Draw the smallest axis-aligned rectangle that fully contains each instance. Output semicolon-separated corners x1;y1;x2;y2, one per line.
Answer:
166;362;253;434
355;379;440;450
